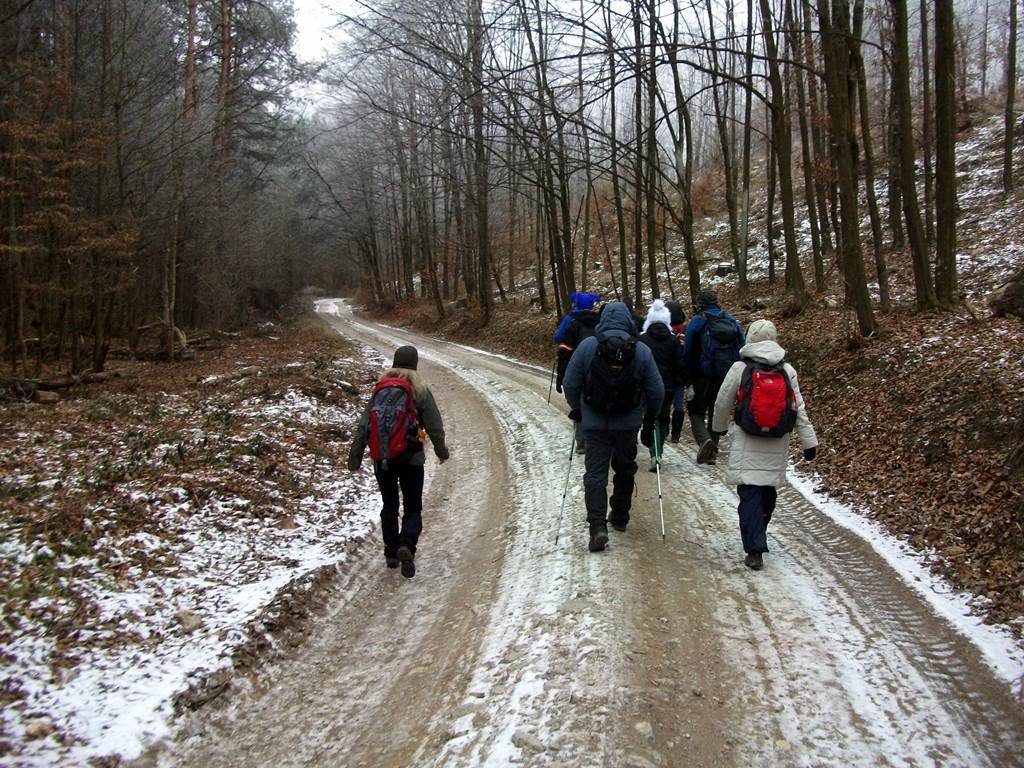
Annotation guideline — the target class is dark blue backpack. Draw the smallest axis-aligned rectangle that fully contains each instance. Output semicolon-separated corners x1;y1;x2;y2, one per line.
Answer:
699;312;741;379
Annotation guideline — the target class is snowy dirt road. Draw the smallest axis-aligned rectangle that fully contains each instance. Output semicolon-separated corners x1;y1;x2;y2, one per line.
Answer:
145;300;1024;768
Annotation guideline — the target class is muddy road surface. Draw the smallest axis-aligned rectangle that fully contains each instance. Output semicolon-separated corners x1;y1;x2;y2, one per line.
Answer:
142;300;1024;768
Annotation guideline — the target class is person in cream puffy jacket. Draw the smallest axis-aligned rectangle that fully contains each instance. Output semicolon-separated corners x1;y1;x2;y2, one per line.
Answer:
712;319;818;570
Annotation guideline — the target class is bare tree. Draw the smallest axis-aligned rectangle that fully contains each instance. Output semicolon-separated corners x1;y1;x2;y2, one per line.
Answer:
889;0;938;309
1005;0;1018;193
934;0;959;305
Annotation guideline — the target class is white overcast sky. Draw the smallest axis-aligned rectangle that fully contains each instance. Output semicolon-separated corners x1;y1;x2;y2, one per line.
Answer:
292;0;343;62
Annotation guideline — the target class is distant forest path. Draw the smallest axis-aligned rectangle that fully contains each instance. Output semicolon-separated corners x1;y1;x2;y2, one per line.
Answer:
147;300;1024;768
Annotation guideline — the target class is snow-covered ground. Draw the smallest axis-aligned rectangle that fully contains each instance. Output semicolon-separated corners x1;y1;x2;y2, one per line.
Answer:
0;334;386;766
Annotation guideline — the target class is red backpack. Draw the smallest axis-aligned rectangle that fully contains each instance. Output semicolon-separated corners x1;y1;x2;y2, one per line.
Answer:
735;361;797;438
367;377;419;467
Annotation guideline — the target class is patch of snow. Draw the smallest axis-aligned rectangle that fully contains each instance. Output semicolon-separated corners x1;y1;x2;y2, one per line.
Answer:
788;470;1024;696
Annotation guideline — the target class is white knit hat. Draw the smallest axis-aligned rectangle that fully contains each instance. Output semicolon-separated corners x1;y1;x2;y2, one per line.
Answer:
642;299;672;333
746;318;778;344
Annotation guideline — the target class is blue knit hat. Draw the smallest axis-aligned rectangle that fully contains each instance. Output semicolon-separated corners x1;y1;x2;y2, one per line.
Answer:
571;292;601;311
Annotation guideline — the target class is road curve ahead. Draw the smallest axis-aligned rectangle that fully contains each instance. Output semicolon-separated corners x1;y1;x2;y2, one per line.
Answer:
147;300;1024;768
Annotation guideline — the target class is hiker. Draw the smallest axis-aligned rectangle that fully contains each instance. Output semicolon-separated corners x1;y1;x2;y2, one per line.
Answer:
664;299;688;443
562;301;664;552
639;299;686;471
682;288;744;465
554;291;602;454
711;319;817;570
347;345;449;578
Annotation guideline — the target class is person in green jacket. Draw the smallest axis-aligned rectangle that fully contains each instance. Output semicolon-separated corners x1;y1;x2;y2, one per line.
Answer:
348;346;449;578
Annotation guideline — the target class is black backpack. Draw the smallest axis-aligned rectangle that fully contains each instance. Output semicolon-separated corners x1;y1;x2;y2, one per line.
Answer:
584;334;641;414
699;312;741;379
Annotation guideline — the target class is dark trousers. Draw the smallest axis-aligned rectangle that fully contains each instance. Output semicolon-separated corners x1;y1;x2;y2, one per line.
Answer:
647;392;674;459
737;484;777;554
670;387;686;439
375;462;425;556
687;375;724;446
583;429;638;530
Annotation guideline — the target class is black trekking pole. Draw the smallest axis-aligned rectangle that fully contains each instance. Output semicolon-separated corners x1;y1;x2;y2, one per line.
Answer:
654;425;666;542
547;361;556;404
554;430;577;544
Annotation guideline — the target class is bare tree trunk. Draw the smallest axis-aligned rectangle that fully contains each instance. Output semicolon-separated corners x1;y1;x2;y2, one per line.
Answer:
853;0;890;311
603;0;631;304
534;196;548;312
594;188;620;299
885;54;905;248
803;1;836;256
166;0;197;361
890;0;937;309
631;0;646;303
1005;0;1018;192
760;0;807;300
578;1;593;293
663;0;701;304
470;0;491;322
741;0;757;296
920;0;935;244
707;0;741;274
817;0;877;335
766;111;778;285
982;0;991;98
934;0;958;305
789;0;824;291
645;0;659;298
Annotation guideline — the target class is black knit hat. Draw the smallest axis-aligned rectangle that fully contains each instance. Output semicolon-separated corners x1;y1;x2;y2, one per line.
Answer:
393;345;418;370
696;288;718;308
665;300;685;325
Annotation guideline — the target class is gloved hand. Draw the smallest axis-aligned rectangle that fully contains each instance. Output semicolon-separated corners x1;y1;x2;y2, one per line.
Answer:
568;408;582;423
640;419;654;448
436;445;450;463
347;453;362;471
555;381;563;394
803;446;817;462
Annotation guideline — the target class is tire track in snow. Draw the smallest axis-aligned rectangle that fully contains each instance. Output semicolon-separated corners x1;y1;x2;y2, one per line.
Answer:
651;443;1024;767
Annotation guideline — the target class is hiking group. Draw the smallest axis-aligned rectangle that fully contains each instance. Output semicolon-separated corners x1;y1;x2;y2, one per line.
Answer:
555;289;818;568
346;289;817;577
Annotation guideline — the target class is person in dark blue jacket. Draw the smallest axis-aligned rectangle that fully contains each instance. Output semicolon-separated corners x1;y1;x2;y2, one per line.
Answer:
562;302;664;552
681;288;744;465
554;292;601;453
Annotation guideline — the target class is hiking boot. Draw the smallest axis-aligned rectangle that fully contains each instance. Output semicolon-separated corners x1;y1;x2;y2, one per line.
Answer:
608;512;628;532
397;545;415;578
744;552;763;571
696;439;716;464
588;527;609;552
385;555;400;569
669;433;680;444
